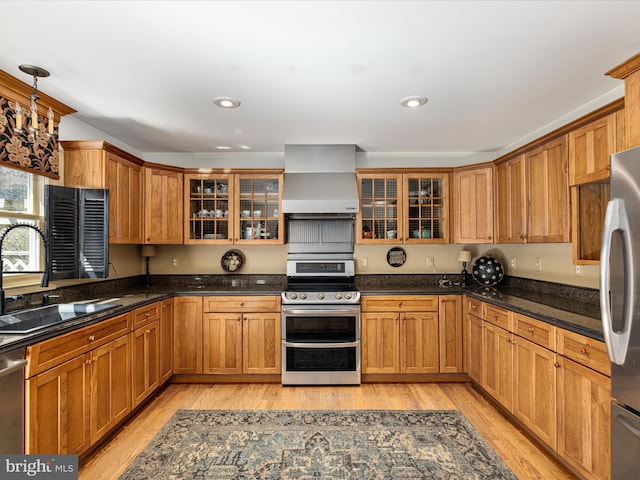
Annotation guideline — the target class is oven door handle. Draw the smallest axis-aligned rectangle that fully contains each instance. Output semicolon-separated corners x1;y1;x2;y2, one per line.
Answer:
281;307;360;316
282;341;360;349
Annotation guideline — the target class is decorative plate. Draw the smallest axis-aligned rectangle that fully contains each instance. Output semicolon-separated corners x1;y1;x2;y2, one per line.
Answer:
472;255;504;286
221;249;245;273
386;247;407;268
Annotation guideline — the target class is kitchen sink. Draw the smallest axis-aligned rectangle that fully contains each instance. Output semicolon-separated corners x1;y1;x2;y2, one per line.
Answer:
0;303;121;334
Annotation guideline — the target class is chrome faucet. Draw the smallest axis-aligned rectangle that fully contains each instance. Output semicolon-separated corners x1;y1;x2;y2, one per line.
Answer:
0;224;49;315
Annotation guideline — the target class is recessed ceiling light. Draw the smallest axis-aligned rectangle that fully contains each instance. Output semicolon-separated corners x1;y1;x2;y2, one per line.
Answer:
216;145;232;150
400;96;428;108
213;97;241;109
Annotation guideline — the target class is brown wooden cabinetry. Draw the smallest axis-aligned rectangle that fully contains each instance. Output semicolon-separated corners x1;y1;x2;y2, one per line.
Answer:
130;303;160;408
357;171;450;243
495;155;527;243
159;298;174;383
438;295;463;373
143;165;183;244
184;172;283;244
463;297;483;383
61;140;143;244
453;164;494;244
482;320;513;409
173;296;203;374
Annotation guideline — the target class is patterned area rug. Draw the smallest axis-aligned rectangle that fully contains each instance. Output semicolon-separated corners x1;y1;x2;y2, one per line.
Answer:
119;409;518;479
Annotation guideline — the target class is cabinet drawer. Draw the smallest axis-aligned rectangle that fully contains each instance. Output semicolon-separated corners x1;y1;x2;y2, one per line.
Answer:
466;297;483;318
203;295;281;313
483;303;512;330
133;302;161;329
557;328;610;376
26;312;131;378
361;295;438;312
513;313;556;350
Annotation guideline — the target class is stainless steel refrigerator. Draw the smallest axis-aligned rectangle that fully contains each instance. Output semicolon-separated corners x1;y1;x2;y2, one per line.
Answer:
601;144;640;479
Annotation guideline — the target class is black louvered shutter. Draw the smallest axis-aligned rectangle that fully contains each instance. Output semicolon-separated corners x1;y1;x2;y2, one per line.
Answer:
79;189;109;278
45;185;79;280
45;185;109;280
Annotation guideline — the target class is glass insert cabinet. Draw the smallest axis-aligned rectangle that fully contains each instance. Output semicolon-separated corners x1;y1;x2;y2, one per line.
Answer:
184;172;283;243
357;172;449;243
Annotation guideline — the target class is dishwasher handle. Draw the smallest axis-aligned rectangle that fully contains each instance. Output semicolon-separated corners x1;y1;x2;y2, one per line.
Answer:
0;358;27;379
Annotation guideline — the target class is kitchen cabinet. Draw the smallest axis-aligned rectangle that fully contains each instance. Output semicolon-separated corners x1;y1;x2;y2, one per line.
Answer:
482;320;513;409
61;140;143;244
361;295;440;374
357;171;450;243
463;297;483;383
130;303;161;407
453;164;494;244
159;298;174;383
571;182;610;264
173;296;203;374
184;171;283;244
202;296;281;375
438;295;463;373
143;164;183;244
494;135;570;243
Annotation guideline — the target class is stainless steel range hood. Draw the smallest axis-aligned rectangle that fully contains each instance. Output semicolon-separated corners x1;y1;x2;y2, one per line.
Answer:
281;145;360;215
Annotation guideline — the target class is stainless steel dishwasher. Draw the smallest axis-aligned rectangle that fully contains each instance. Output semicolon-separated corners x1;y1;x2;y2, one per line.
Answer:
0;347;27;453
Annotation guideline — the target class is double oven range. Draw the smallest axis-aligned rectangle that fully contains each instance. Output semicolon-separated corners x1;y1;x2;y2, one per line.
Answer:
280;215;361;385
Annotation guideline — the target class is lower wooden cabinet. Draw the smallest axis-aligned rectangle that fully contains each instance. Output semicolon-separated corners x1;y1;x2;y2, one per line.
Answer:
131;320;160;407
173;296;203;374
482;321;514;409
465;312;483;383
159;298;174;382
439;295;463;373
556;356;611;480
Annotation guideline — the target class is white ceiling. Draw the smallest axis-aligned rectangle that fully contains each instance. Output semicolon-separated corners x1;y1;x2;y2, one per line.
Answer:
2;1;640;156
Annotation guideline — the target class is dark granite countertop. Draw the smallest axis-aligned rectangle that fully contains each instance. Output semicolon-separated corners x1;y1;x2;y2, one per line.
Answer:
0;274;604;354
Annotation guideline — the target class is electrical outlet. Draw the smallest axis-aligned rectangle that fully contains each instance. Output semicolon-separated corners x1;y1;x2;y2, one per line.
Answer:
361;257;368;268
172;258;178;268
510;257;517;269
535;258;542;271
575;265;582;276
427;257;435;268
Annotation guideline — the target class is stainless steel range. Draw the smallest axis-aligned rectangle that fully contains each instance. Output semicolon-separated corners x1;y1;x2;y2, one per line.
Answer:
281;255;361;386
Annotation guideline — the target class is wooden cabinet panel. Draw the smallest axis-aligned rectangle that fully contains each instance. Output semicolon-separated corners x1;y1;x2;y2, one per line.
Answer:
25;355;90;455
557;356;611;480
400;312;439;374
159;298;174;383
26;312;131;377
203;295;281;313
571;182;610;265
482;321;513;409
526;136;570;243
144;166;183;244
203;313;243;374
357;173;403;242
361;295;438;312
453;165;494;244
466;314;483;383
173;296;203;374
569;113;617;185
132;302;161;329
131;320;160;407
513;312;556;350
483;303;512;330
439;295;462;373
513;336;557;449
243;312;281;374
495;155;527;243
556;328;610;376
362;312;400;374
89;335;131;444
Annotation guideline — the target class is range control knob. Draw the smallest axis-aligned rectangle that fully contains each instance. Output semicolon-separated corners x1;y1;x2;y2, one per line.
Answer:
335;293;343;300
290;293;297;300
345;292;353;300
318;293;325;300
300;293;307;300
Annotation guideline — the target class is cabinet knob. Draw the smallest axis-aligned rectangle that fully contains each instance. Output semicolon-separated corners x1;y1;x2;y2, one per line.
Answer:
528;327;535;334
89;335;96;342
554;362;561;369
470;304;477;311
487;236;492;240
581;348;589;356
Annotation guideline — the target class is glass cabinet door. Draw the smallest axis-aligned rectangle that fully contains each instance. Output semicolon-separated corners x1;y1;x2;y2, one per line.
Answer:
235;174;283;242
358;174;401;242
404;174;449;243
186;175;232;242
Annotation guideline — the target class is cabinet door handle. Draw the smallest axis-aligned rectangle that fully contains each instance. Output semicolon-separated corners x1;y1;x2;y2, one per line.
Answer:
528;327;535;334
554;362;561;368
89;335;96;342
581;348;589;356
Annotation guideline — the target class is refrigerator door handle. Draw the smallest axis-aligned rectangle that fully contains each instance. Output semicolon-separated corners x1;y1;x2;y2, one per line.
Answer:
600;197;634;365
616;411;640;438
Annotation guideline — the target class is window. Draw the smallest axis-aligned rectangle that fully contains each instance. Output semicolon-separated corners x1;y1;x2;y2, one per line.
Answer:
0;165;44;286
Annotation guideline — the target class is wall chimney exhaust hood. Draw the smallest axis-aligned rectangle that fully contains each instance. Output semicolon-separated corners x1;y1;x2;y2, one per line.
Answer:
281;144;360;215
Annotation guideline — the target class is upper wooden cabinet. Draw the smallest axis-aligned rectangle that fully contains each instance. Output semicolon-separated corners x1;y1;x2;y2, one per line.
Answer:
495;136;570;244
61;141;143;244
143;165;183;244
184;171;283;244
453;164;494;244
357;171;450;243
568;110;625;185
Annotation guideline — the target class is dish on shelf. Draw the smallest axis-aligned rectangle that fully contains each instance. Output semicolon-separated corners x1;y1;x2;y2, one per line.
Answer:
221;249;245;273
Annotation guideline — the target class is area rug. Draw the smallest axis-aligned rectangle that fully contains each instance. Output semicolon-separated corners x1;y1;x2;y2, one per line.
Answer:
119;409;518;479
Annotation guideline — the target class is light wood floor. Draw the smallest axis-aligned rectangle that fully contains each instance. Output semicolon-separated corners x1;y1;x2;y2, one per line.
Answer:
79;383;576;480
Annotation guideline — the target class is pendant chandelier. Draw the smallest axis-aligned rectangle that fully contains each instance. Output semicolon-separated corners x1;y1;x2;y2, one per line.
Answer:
14;64;55;140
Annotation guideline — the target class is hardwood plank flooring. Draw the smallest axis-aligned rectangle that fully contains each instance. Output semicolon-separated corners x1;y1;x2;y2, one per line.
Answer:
79;383;576;480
